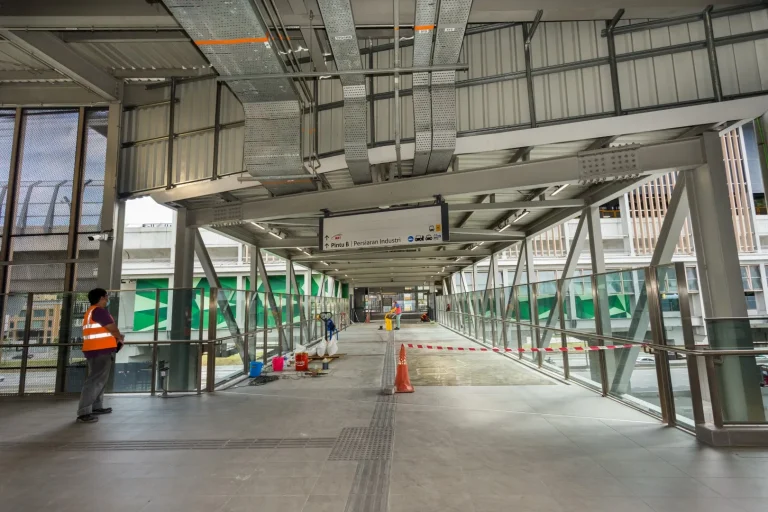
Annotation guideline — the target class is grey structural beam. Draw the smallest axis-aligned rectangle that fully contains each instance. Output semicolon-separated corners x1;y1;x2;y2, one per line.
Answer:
540;213;588;348
0;30;122;101
449;199;585;212
255;247;288;354
615;171;690;395
194;229;242;339
293;249;491;261
189;138;707;227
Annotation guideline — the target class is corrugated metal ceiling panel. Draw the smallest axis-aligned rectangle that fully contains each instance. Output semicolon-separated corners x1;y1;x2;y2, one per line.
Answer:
67;41;208;72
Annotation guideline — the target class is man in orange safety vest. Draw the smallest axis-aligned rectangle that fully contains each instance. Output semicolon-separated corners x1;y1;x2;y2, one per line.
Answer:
76;288;124;424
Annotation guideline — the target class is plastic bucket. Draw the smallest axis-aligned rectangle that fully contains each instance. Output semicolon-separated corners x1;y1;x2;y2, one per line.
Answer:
385;317;393;331
272;355;285;372
249;361;263;377
295;352;309;371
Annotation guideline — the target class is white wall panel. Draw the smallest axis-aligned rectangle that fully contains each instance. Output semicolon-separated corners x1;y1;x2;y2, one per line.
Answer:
531;21;612;121
713;11;768;96
120;140;167;194
122;103;169;143
173;130;213;183
458;26;528;130
220;83;245;124
614;19;713;109
174;79;216;132
217;125;244;176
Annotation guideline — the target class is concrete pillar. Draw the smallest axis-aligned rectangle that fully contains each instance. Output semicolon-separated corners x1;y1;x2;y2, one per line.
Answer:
687;132;765;422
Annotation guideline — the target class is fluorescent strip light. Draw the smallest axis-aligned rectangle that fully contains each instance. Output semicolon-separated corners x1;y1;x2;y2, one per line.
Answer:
268;231;282;239
551;184;569;196
321;261;329;266
513;210;530;223
470;246;478;251
499;224;510;232
249;222;265;230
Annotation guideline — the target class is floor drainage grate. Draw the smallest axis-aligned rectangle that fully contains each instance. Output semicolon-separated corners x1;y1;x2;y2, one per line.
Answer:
0;437;337;451
328;427;393;461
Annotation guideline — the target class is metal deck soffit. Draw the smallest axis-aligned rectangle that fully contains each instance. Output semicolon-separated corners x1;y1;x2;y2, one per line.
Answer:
163;0;316;196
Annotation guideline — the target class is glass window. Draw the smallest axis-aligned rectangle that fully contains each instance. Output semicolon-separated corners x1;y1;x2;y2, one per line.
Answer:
686;267;699;291
538;270;556;282
742;265;762;291
605;273;622;294
745;291;758;311
47;320;52;328
621;272;635;294
32;320;43;329
33;309;45;318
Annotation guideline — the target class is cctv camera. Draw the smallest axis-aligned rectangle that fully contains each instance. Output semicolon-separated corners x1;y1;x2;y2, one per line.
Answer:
87;233;112;242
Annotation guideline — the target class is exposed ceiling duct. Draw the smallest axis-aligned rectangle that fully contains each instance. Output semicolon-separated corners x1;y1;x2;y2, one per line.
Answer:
316;0;372;185
427;0;473;173
411;0;438;176
163;0;316;196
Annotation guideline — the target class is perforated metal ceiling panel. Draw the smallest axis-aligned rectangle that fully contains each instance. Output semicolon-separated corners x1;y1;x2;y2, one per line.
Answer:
317;0;372;185
411;0;438;176
427;0;473;174
163;0;316;196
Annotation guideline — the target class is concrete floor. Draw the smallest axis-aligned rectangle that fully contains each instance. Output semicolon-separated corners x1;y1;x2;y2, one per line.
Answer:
1;324;768;512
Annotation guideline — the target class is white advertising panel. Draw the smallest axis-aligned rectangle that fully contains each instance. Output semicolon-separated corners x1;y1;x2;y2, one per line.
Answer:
319;204;450;252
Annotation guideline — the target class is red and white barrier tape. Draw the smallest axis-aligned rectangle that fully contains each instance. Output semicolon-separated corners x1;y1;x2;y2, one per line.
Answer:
404;343;637;353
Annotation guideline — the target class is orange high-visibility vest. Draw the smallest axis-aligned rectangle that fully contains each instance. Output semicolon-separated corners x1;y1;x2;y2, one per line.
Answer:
82;305;117;352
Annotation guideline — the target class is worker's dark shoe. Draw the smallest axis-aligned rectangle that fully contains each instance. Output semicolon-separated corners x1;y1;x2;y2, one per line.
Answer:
394;327;400;330
93;408;112;415
77;414;99;424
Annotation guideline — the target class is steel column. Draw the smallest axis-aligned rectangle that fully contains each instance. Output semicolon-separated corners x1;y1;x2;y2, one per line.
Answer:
541;213;587;347
688;133;765;422
703;6;724;102
194;229;243;360
255;248;287;354
675;261;706;426
56;107;87;393
645;267;676;424
606;10;624;116
169;208;195;391
0;108;22;343
166;78;176;189
96;102;123;290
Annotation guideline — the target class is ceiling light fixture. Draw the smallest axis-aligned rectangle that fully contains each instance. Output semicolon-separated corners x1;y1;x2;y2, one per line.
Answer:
268;231;283;239
551;184;569;196
321;261;329;266
499;224;510;232
513;210;530;223
249;222;265;230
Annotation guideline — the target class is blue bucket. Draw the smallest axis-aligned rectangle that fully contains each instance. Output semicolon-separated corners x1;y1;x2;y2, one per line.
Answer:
249;361;264;378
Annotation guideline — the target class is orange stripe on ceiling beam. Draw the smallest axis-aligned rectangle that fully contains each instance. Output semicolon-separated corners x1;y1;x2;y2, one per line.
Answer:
195;37;269;45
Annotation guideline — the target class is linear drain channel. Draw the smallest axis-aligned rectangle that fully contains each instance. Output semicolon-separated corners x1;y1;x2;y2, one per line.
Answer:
0;437;337;451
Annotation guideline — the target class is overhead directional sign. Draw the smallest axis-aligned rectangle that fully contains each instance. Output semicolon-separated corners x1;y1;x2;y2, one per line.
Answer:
319;204;450;252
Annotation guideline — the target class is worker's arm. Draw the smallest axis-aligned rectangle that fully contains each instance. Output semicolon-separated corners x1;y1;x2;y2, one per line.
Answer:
103;322;125;344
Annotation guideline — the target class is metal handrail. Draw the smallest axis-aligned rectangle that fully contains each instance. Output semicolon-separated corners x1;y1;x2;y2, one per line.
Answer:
443;313;768;357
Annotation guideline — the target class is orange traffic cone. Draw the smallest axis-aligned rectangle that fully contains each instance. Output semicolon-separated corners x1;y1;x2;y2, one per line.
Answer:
394;344;414;393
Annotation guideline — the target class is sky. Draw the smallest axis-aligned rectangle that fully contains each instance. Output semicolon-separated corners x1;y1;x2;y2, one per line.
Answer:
125;197;174;226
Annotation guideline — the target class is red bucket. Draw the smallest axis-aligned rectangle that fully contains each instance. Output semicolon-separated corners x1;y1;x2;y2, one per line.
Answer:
295;352;309;371
272;355;284;372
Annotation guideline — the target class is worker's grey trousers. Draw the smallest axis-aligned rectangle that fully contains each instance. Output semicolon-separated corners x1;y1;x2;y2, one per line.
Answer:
77;353;113;417
396;314;402;329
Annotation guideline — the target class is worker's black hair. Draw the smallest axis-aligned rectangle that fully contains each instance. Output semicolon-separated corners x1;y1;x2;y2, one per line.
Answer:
88;288;108;306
